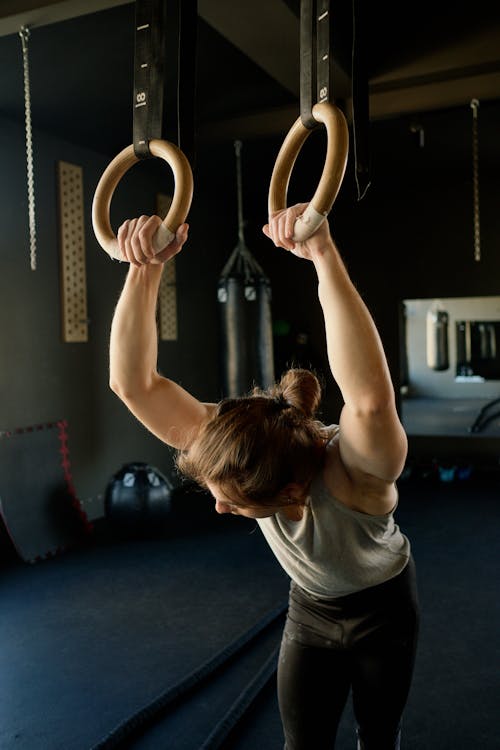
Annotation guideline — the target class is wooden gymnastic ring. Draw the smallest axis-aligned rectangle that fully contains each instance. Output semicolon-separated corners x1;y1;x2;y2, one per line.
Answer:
92;139;193;261
268;102;349;242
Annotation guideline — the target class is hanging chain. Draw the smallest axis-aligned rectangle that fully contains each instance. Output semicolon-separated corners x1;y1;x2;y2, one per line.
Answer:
19;26;37;271
470;98;481;263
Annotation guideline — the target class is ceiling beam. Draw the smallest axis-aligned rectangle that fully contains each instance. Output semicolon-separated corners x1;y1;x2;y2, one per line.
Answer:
372;26;500;86
198;0;299;95
369;26;500;118
200;66;500;143
198;0;351;98
369;69;500;120
199;105;299;143
0;0;129;36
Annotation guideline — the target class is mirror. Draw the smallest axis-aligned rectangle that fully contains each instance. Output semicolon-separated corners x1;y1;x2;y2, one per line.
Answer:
400;296;500;436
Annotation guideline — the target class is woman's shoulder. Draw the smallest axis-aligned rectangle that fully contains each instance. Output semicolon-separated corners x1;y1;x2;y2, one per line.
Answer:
320;433;398;517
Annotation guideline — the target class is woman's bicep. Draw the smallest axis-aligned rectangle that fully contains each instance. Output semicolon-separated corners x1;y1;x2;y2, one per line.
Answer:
337;402;408;485
116;376;215;450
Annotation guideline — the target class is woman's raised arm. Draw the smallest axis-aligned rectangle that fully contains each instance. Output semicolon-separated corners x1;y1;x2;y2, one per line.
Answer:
109;217;214;450
264;205;407;502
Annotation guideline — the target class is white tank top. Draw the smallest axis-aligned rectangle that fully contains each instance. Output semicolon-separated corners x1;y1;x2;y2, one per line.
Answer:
257;470;411;598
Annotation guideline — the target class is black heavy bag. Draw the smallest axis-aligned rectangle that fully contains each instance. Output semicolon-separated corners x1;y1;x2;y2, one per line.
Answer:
257;276;275;390
105;462;173;531
426;307;449;371
218;140;275;398
218;271;274;398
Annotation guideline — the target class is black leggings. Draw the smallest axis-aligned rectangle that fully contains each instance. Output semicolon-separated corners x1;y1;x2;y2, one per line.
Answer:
277;557;419;750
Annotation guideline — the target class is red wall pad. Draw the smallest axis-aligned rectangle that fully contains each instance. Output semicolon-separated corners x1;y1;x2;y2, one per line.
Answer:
0;420;92;563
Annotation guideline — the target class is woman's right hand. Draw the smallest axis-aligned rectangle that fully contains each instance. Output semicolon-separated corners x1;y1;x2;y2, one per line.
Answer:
263;203;333;262
117;215;189;266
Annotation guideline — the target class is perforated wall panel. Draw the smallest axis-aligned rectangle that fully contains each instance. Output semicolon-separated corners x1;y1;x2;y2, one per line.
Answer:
57;161;88;343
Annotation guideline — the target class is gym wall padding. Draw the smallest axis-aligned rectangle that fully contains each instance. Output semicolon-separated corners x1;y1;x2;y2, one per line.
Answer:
0;421;91;562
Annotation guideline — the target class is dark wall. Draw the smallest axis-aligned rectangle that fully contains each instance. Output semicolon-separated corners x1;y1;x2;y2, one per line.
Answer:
1;99;499;513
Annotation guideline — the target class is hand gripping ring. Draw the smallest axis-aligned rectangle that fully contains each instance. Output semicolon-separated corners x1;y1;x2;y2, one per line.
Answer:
268;102;349;242
92;139;194;261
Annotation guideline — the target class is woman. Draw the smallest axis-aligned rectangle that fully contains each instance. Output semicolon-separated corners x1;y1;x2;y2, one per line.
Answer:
109;204;419;750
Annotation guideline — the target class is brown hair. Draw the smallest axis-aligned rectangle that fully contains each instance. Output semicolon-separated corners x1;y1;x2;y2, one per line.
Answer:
176;368;328;507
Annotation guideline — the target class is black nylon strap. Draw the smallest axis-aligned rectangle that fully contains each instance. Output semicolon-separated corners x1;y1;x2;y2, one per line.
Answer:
133;0;167;158
316;0;331;104
300;0;333;129
352;0;371;199
299;0;370;200
177;0;198;167
300;0;316;128
161;0;181;147
133;0;197;167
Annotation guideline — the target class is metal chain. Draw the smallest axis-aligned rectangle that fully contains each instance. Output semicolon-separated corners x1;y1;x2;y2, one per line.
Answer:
470;98;481;263
19;26;37;271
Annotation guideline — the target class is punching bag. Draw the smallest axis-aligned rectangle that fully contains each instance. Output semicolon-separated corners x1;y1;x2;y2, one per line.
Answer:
218;141;275;397
426;306;449;371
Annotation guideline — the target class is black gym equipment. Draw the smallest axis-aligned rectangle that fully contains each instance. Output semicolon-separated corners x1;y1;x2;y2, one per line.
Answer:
426;307;450;372
218;141;275;398
469;396;500;433
104;462;173;532
90;601;287;749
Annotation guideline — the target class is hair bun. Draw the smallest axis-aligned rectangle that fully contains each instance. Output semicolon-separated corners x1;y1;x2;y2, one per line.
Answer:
277;368;322;417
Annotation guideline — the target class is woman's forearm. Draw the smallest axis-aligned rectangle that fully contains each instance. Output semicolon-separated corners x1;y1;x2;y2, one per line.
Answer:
109;263;164;397
313;240;395;413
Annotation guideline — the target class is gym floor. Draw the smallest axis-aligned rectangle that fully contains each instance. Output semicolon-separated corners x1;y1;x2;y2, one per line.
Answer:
1;473;498;750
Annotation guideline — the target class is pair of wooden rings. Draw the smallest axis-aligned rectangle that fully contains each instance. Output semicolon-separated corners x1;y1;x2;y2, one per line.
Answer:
91;102;349;261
